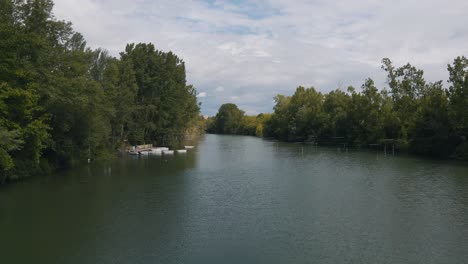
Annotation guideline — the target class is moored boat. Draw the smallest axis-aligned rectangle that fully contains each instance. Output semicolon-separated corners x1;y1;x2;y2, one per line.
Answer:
155;147;169;151
150;148;162;154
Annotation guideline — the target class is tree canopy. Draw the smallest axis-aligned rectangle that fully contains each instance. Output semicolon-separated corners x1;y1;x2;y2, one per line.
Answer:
209;57;468;160
0;0;201;183
208;104;271;137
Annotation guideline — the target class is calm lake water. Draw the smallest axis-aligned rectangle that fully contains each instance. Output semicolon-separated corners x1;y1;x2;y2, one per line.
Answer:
1;134;468;263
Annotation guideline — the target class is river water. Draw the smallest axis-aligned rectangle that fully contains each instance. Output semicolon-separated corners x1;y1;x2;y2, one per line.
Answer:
1;134;468;263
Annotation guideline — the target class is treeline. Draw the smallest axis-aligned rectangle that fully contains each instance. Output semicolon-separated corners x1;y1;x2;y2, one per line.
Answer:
209;57;468;160
0;0;200;183
206;103;271;137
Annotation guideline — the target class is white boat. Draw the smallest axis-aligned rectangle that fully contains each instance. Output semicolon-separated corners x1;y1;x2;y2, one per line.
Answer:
176;149;187;154
129;151;139;156
155;147;169;151
150;148;162;154
139;151;150;155
162;150;174;155
184;146;195;149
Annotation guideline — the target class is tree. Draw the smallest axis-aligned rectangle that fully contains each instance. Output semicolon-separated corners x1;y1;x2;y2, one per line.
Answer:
268;95;292;140
0;0;202;183
447;56;468;136
121;43;200;147
323;89;350;139
0;83;49;180
410;81;451;156
213;103;245;134
289;87;325;141
381;58;426;141
255;113;271;137
447;56;468;159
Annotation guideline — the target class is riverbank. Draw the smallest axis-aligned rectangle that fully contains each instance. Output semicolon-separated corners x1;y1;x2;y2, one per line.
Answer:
207;132;468;161
0;130;204;187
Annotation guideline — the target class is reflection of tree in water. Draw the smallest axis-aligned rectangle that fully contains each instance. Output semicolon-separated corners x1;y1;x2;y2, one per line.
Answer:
2;148;201;264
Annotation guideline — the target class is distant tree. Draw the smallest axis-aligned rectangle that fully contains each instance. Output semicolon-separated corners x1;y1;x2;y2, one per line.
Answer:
261;57;467;158
268;95;292;140
447;56;468;136
255;113;271;137
381;58;426;141
410;81;451;156
241;115;257;136
213;103;245;134
322;89;351;139
447;56;468;159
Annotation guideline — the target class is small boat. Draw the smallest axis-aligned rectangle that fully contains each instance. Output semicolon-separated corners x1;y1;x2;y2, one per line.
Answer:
184;146;195;149
129;151;139;156
176;149;187;154
162;150;174;155
150;148;162;154
139;151;150;155
155;147;169;151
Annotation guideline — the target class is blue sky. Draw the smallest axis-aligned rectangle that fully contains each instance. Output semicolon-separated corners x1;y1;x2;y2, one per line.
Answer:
53;0;468;116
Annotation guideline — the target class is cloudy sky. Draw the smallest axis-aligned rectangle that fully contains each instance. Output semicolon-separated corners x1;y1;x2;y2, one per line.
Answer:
53;0;468;116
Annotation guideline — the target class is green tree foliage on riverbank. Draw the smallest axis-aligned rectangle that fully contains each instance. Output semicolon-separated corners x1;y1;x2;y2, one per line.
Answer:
0;0;200;183
207;103;271;137
210;57;468;160
265;57;468;159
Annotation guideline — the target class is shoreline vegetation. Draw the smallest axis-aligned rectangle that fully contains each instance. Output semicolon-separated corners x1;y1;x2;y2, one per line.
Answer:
207;57;468;161
1;1;466;185
0;0;203;184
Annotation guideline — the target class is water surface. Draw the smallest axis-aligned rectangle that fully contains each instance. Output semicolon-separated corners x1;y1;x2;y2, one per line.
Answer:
1;134;468;263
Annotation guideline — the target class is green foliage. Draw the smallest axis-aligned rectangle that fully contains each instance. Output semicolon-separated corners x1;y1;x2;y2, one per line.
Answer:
0;83;49;180
0;0;200;183
211;103;245;134
120;43;199;147
447;56;468;136
410;81;452;157
447;56;468;159
213;57;468;160
208;105;271;137
254;113;271;137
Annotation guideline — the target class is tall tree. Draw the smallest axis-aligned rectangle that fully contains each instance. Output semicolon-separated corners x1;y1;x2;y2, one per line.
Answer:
381;58;426;141
121;43;199;146
447;56;468;159
213;103;245;134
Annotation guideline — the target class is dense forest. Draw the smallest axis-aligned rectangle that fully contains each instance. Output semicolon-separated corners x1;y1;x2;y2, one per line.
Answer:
208;57;468;160
0;0;201;184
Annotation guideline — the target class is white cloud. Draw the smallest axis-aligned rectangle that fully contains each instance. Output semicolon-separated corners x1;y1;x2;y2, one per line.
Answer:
215;86;225;92
52;0;468;115
197;92;207;98
245;109;259;116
